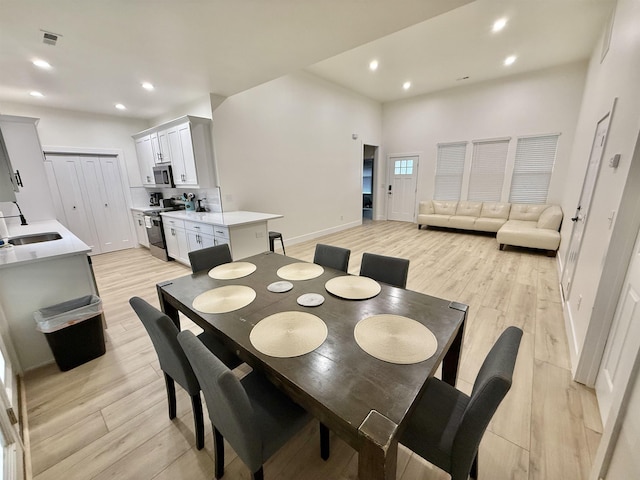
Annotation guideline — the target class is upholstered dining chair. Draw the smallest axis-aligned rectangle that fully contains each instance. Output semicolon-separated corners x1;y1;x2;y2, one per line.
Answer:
188;243;233;274
359;252;410;288
129;297;242;450
177;330;329;480
313;243;351;273
399;326;523;480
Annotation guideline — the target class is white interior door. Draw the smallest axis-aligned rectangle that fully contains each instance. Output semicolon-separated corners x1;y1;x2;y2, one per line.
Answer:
0;330;24;480
595;227;640;424
561;110;611;299
387;155;418;222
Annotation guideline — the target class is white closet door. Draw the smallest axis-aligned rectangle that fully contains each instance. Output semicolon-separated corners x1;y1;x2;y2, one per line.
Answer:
98;156;132;251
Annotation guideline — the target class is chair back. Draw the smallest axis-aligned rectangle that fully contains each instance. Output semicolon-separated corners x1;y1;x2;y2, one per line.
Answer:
129;297;199;394
189;243;232;273
313;244;351;273
360;252;410;288
177;330;262;471
450;326;522;479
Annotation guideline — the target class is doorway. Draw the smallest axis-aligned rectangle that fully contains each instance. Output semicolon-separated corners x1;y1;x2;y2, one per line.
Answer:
362;145;377;221
387;155;419;222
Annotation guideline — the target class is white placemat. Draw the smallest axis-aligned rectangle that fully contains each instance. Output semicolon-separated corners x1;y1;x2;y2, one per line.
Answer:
208;262;257;280
267;281;293;293
297;293;325;307
354;314;437;364
250;311;328;358
276;262;324;281
192;285;256;314
325;275;381;300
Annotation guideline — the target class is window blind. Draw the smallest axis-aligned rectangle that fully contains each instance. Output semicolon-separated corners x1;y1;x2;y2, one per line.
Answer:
509;134;559;204
434;142;466;201
468;139;509;202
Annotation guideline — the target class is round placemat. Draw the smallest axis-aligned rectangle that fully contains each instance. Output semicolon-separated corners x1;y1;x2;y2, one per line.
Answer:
297;293;325;307
208;262;257;280
192;285;256;314
267;281;294;293
250;311;328;358
276;262;324;281
325;276;381;300
354;314;437;364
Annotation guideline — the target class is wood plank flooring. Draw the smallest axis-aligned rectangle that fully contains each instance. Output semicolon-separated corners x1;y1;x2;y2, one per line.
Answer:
24;220;601;480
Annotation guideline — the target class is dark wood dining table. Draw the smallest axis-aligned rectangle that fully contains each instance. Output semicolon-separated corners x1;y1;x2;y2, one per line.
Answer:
156;251;467;480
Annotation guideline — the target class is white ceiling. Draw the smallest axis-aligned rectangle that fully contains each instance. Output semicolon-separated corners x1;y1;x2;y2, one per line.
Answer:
0;0;613;120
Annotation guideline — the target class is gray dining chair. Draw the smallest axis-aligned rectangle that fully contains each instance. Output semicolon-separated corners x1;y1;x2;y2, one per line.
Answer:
359;252;410;288
399;326;523;480
129;297;242;450
313;243;351;273
177;330;329;480
188;243;233;273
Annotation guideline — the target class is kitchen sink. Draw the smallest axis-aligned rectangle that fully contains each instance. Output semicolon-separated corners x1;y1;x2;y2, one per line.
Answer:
8;232;63;245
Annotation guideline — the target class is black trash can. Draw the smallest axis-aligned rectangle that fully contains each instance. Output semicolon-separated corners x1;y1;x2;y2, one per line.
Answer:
34;295;106;371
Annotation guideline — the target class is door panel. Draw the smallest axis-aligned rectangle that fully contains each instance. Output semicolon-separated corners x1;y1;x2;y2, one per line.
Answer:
387;156;418;222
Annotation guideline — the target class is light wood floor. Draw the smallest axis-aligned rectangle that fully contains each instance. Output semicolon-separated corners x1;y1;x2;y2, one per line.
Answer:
24;221;602;480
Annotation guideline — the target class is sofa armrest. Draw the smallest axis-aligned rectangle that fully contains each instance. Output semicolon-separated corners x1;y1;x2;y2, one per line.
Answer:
537;205;563;230
418;200;434;215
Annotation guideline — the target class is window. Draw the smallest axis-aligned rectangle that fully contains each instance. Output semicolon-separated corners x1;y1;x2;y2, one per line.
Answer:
394;159;414;175
468;139;509;202
509;134;559;204
434;142;466;201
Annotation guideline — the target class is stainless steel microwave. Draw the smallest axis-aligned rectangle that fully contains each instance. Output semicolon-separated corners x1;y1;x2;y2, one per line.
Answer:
153;164;175;187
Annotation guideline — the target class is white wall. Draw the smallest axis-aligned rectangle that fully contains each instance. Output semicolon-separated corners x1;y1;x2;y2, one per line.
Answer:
559;0;640;372
211;71;382;243
382;61;587;210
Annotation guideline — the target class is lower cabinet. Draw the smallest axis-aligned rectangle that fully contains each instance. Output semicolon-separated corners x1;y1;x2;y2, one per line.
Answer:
163;218;189;265
132;211;149;248
185;220;215;252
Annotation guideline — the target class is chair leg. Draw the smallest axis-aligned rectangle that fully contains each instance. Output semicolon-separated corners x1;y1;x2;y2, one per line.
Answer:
320;422;330;460
163;373;177;420
279;237;285;255
191;393;204;450
252;467;264;480
214;426;225;479
269;236;275;252
470;453;478;479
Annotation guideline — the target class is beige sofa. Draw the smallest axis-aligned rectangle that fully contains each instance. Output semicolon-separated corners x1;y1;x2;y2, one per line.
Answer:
417;200;563;255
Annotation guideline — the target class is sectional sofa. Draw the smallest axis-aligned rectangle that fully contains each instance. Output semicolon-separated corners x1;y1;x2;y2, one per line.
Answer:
417;200;563;256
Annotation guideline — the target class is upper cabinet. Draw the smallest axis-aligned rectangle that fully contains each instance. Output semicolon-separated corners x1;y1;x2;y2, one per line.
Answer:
132;116;216;188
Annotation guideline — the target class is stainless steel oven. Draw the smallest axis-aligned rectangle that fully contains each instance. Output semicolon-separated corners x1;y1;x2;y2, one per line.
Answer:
145;212;169;261
153;164;175;187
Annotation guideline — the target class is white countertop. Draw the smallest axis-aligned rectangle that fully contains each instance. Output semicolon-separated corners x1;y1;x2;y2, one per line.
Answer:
160;210;283;227
0;220;91;269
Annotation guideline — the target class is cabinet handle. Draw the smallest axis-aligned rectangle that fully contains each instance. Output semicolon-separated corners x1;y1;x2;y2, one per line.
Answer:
14;170;23;187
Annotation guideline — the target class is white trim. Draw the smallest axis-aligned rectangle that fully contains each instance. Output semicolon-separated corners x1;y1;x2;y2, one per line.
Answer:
471;136;511;144
436;140;468;147
285;220;362;247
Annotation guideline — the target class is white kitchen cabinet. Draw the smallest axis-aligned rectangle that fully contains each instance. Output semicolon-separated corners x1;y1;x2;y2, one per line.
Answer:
132;116;216;189
163;217;189;264
185;220;215;253
134;136;155;186
132;211;149;247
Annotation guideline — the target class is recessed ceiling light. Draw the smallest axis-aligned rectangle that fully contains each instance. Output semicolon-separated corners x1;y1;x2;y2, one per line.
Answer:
30;91;44;97
492;18;507;33
403;81;411;90
32;59;52;69
504;55;517;66
141;82;154;91
115;103;126;110
369;60;379;71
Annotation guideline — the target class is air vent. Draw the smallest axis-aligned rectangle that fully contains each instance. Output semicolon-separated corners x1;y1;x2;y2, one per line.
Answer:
40;30;62;46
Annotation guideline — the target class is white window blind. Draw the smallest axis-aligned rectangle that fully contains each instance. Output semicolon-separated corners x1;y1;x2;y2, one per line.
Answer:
468;139;509;202
434;142;466;201
509;134;559;204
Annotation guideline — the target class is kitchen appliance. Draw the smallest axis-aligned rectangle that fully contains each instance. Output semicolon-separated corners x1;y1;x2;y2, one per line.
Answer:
149;192;162;206
152;164;175;187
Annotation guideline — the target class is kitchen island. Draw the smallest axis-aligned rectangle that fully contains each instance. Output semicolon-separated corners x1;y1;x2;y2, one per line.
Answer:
0;221;98;372
160;210;282;265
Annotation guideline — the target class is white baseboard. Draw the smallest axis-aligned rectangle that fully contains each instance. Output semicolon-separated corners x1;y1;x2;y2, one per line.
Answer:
285;220;362;247
563;299;580;377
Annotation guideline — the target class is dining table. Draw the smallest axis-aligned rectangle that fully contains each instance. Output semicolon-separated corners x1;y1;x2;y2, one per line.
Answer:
156;251;468;480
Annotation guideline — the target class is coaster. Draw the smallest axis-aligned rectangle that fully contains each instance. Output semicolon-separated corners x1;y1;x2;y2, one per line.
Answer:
208;262;257;280
276;262;324;281
324;275;381;300
267;281;293;293
354;314;437;364
192;285;256;314
250;311;328;358
297;293;325;307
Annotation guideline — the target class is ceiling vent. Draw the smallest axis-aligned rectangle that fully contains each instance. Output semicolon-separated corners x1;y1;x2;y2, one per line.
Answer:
41;30;61;46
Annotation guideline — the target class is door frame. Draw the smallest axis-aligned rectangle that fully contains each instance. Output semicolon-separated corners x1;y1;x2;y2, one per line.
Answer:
386;152;420;222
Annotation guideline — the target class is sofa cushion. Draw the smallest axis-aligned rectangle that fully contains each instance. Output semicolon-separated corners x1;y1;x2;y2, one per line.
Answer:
509;204;549;221
480;202;511;219
455;201;482;217
474;217;508;233
497;221;560;251
448;216;477;230
432;201;458;215
418;201;435;215
537;205;563;230
419;214;451;228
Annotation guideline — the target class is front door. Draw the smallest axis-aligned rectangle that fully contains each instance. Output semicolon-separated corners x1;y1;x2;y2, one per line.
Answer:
387;155;418;222
595;226;640;424
561;109;612;299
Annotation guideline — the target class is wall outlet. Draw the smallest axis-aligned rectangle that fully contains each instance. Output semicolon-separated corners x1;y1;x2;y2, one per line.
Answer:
340;215;344;221
577;294;583;310
255;231;264;238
